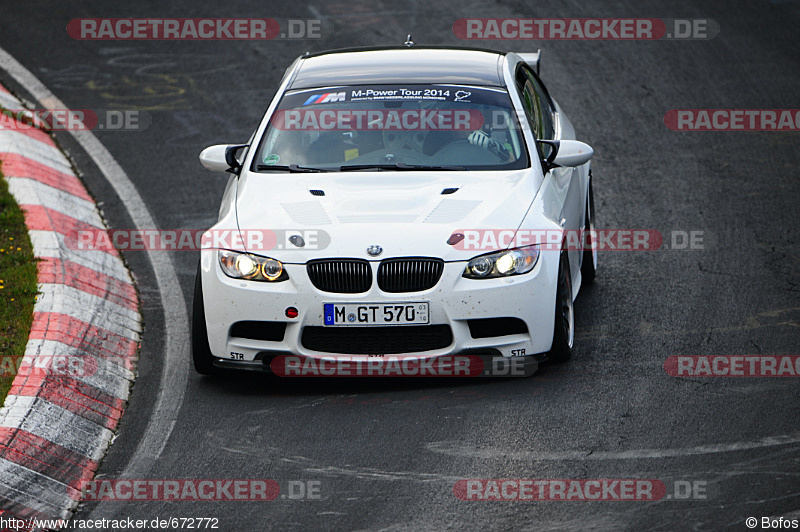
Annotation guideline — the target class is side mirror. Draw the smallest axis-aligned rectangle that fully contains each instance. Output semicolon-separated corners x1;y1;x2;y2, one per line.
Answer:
199;144;248;173
538;139;593;170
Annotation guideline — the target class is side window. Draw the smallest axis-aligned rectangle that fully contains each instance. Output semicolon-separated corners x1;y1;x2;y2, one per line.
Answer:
515;66;556;141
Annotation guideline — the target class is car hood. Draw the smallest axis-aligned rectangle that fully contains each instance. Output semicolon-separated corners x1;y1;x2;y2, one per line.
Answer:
234;170;537;262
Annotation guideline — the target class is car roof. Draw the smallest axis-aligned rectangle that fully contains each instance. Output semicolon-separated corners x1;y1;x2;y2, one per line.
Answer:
288;46;508;90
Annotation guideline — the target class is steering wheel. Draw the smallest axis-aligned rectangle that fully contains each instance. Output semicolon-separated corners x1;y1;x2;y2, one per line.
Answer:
382;130;427;153
434;139;506;164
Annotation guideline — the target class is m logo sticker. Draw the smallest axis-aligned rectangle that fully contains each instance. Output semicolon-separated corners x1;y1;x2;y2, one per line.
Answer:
303;92;347;105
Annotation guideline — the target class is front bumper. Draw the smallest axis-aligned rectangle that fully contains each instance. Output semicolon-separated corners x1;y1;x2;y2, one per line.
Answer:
199;248;559;367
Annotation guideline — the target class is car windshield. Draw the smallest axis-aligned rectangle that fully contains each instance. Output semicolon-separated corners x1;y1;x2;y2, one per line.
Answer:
252;84;529;172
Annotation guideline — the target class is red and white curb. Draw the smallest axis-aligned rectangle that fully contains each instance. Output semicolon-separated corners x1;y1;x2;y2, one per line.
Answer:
0;83;141;522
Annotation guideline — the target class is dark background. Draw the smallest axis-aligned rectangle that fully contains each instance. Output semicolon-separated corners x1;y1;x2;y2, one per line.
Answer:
1;0;798;529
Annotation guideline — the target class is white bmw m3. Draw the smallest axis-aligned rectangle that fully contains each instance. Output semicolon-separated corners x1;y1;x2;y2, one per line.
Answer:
192;44;596;376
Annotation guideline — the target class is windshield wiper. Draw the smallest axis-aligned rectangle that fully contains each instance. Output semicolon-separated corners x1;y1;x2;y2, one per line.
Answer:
256;164;329;173
339;163;465;171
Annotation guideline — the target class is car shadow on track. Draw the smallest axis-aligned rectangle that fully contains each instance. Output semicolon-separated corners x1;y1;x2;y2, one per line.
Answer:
194;371;530;397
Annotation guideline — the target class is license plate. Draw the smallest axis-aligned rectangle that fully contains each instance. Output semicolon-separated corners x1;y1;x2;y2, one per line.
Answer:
324;302;429;326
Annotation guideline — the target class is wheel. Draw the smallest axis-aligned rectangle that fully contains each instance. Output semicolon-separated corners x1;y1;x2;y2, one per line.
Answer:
548;251;575;363
581;176;597;283
192;263;219;375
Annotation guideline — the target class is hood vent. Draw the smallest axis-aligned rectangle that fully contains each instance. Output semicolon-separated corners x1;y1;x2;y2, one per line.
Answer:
423;199;481;224
309;189;325;196
441;187;459;195
281;201;332;225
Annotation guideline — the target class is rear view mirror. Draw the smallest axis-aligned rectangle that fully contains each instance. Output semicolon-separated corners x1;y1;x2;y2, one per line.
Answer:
538;139;593;169
199;144;248;173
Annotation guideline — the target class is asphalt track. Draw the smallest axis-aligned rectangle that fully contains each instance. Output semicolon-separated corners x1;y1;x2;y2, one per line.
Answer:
1;0;798;529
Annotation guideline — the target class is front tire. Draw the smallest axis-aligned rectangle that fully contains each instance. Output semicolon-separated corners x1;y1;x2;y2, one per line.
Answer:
548;251;575;363
192;263;219;375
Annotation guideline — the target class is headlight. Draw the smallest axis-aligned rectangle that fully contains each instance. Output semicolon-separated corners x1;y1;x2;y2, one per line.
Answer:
462;246;540;279
218;250;289;282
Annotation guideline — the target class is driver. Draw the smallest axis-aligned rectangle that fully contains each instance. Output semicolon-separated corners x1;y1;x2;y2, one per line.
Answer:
419;103;514;162
466;129;513;162
423;127;513;162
